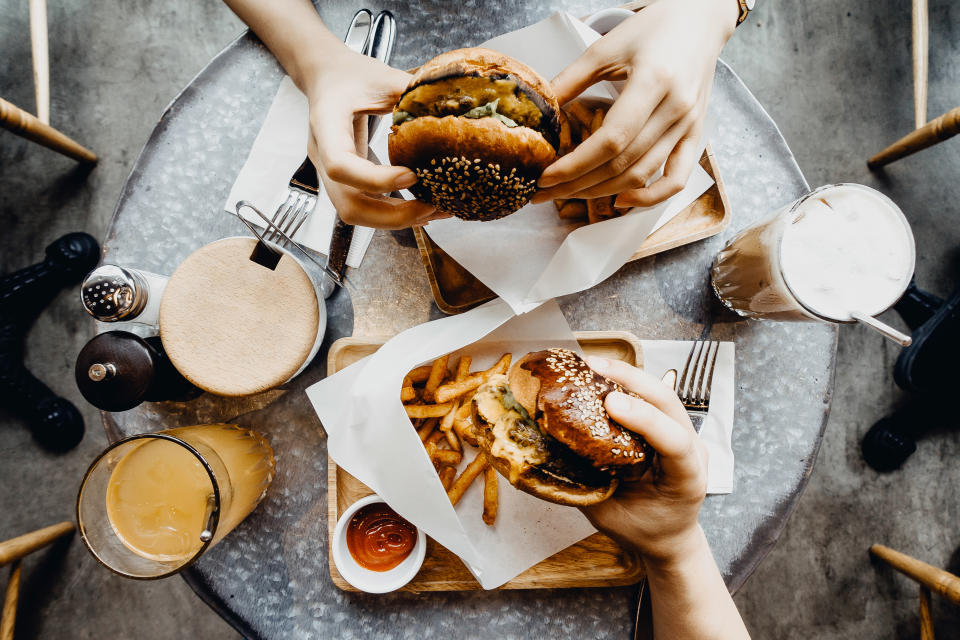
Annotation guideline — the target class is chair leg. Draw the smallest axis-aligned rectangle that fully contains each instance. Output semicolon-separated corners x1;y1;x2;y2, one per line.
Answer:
868;106;960;169
29;0;49;125
0;522;74;567
870;544;960;606
912;0;928;130
919;586;935;640
0;561;21;640
0;97;96;164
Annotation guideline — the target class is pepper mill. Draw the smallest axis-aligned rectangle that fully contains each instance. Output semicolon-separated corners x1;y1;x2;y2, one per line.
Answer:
75;331;201;412
0;232;100;451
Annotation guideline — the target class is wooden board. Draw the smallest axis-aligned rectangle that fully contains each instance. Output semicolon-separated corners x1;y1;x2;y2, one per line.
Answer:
415;147;730;314
327;331;646;592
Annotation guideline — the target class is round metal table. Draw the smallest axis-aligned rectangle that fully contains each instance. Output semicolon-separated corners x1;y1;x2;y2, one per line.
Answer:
100;3;835;638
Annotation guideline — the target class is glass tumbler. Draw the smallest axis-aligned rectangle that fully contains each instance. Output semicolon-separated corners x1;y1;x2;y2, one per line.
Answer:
77;423;275;579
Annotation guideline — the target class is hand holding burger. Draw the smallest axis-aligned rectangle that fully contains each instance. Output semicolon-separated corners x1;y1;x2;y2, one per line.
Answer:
578;355;750;640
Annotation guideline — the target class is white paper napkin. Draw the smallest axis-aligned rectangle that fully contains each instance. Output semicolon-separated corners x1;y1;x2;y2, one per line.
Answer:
223;76;376;269
368;11;715;313
307;302;737;588
639;340;736;495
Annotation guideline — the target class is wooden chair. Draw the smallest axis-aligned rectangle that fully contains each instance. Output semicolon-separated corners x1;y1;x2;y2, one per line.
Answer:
0;0;97;164
870;544;960;639
0;522;74;640
868;0;959;168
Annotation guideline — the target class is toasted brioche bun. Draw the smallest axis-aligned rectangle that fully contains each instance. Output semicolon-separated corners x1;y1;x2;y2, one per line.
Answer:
482;443;618;507
388;48;560;221
509;349;653;469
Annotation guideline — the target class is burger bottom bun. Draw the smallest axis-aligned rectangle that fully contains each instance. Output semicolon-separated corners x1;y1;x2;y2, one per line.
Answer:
480;442;619;507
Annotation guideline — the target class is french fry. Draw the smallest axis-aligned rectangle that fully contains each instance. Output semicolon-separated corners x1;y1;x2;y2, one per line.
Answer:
590;107;604;134
452;416;478;447
439;403;462;451
426;428;447;446
405;402;455;418
558;200;588;220
417;417;438;442
553;198;568;210
423;355;449;402
455;355;472;381
587;196;617;224
435;373;492;404
482;465;498;525
401;384;417;403
558;111;573;155
447;453;489;506
439;466;457;491
407;365;432;384
488;353;511;375
566;101;594;129
432;449;462;466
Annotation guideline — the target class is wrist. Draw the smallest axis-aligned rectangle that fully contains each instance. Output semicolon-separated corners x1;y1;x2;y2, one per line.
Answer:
640;525;709;571
689;0;739;44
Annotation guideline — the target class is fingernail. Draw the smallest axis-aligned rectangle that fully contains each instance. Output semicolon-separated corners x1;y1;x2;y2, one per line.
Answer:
606;391;630;414
395;172;418;190
538;176;559;188
530;192;550;204
585;355;609;372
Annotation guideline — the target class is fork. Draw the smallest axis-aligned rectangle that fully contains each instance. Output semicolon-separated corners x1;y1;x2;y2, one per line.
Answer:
263;160;318;249
675;340;720;433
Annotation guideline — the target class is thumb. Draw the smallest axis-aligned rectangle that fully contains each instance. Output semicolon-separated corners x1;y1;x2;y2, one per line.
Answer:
550;50;602;105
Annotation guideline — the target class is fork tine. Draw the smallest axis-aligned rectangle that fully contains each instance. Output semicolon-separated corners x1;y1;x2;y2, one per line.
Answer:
266;192;297;243
693;341;716;405
286;196;316;242
277;195;309;247
703;341;720;405
682;341;705;402
690;341;708;402
677;341;699;398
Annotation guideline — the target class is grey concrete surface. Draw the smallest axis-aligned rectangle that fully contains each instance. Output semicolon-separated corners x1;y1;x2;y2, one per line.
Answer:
0;1;957;639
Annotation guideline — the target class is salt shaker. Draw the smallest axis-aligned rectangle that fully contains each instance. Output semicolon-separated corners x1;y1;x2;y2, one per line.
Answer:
80;265;167;326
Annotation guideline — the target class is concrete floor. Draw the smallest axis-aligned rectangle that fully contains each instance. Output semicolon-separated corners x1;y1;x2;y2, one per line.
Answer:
1;1;958;639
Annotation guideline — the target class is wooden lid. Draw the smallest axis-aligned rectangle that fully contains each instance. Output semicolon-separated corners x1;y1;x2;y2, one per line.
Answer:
159;237;319;396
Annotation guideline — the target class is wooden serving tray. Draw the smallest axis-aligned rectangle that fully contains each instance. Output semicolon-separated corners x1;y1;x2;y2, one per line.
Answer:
414;147;730;314
327;331;646;592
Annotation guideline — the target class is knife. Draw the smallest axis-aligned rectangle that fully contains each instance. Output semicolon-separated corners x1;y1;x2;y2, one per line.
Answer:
321;9;397;298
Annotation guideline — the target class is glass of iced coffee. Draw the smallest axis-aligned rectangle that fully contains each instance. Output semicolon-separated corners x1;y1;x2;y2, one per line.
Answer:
711;184;915;342
77;423;275;578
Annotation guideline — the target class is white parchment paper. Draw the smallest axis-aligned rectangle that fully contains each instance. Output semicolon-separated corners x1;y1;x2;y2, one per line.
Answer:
369;11;715;313
307;300;598;589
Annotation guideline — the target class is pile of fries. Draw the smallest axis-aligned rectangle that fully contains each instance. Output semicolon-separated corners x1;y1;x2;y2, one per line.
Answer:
402;353;511;526
555;101;628;225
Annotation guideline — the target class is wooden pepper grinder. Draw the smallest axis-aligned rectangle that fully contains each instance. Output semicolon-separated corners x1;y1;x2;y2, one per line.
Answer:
0;232;99;451
75;331;201;412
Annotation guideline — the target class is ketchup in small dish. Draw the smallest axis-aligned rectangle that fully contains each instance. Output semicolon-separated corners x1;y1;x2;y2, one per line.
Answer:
346;502;417;572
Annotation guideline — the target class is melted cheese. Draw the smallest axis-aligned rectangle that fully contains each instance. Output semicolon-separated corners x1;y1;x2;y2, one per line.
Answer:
397;76;542;129
474;380;548;486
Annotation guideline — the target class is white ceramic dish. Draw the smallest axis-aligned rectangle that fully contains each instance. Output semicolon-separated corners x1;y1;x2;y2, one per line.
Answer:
583;7;636;35
331;494;426;593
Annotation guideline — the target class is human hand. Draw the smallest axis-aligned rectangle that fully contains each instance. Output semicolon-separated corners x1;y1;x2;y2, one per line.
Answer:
533;0;738;208
580;356;708;564
302;43;445;229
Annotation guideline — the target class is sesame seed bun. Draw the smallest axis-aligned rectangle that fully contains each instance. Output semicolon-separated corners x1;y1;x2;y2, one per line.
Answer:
388;48;560;221
510;349;653;469
471;349;653;507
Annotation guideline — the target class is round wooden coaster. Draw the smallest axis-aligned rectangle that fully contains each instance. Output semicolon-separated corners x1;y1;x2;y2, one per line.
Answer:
159;237;320;397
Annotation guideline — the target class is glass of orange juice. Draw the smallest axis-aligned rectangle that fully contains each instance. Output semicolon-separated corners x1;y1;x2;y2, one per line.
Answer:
77;423;275;578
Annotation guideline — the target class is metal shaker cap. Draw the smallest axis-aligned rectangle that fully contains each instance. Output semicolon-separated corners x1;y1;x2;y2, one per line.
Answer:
81;265;148;321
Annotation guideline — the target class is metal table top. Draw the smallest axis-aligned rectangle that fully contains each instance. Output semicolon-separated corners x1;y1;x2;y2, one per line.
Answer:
100;3;834;638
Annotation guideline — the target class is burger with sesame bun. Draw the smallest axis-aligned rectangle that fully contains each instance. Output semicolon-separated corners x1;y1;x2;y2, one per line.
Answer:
388;47;563;221
471;348;654;507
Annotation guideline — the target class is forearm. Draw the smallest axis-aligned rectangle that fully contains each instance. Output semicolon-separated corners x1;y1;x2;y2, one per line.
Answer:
222;0;341;94
644;526;750;639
